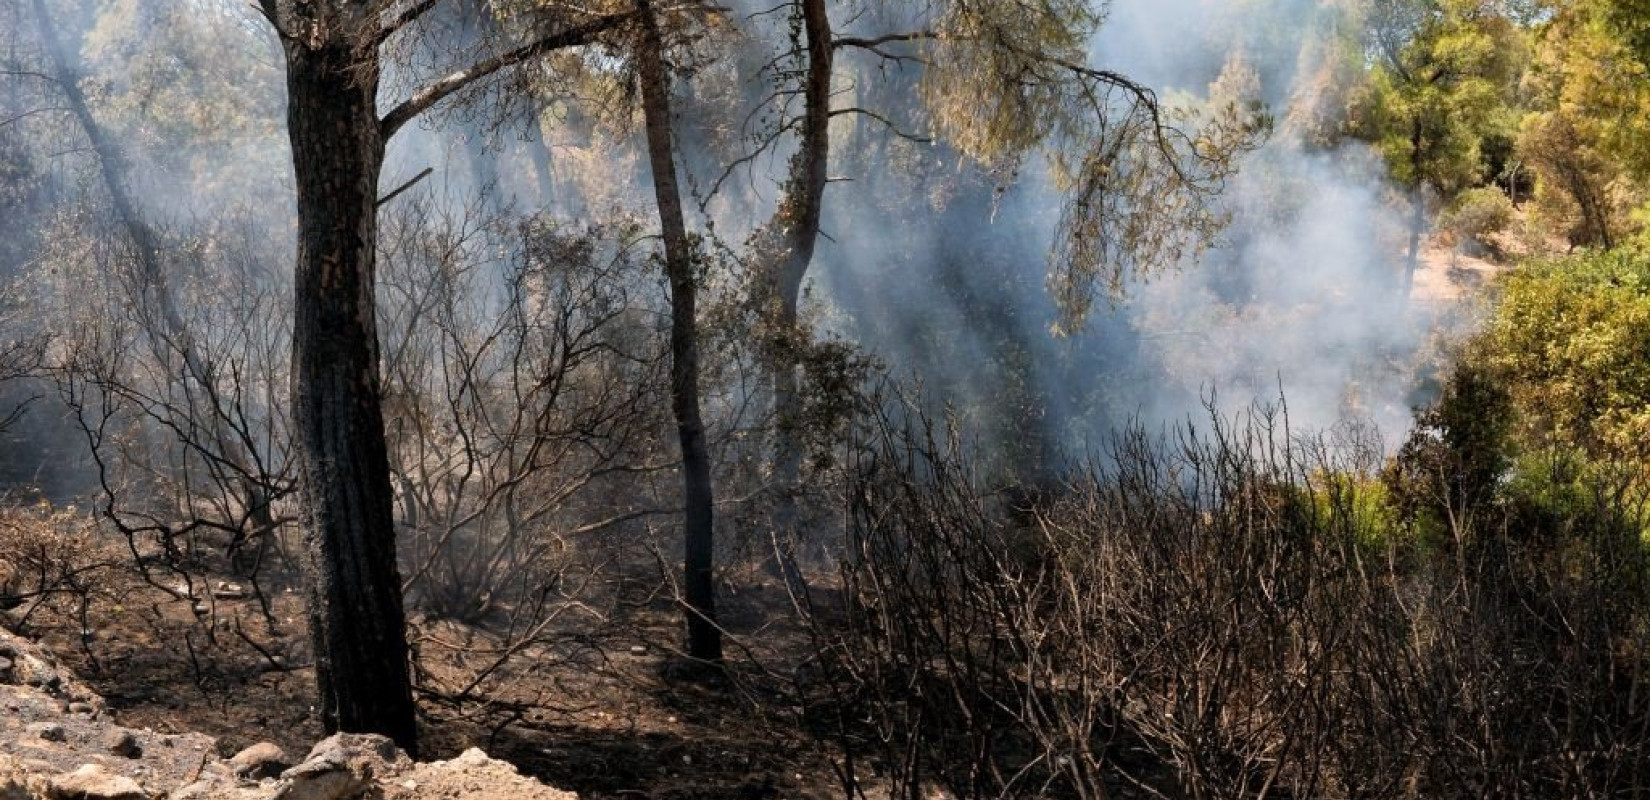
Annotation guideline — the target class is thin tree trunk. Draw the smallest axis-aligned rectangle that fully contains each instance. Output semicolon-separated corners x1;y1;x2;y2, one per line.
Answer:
1402;122;1425;304
1403;184;1424;303
759;0;833;589
282;33;418;752
636;0;722;663
526;112;560;212
1569;168;1615;250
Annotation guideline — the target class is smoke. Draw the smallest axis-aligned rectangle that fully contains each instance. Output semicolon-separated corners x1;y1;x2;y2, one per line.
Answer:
2;0;1471;496
802;0;1459;467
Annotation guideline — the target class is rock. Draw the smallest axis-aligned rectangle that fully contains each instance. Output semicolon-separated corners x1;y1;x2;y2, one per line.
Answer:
273;733;401;800
0;656;13;683
169;779;266;800
229;742;289;781
212;582;248;600
0;756;34;800
45;764;148;800
104;730;141;759
28;722;66;742
67;702;93;716
26;669;61;693
451;749;492;768
394;747;579;800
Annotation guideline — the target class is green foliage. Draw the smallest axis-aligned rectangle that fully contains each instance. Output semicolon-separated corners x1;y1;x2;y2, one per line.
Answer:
1502;446;1650;544
1382;360;1514;534
1515;0;1650;245
1476;245;1650;459
1520;111;1635;248
1601;0;1650;70
1352;0;1525;197
1308;470;1404;547
1549;0;1650;180
1369;236;1650;555
1439;184;1515;250
916;0;1270;332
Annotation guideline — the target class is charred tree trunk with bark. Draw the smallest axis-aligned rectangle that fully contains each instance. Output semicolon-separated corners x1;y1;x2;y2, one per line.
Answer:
636;0;722;663
759;0;832;588
282;33;417;752
255;0;633;755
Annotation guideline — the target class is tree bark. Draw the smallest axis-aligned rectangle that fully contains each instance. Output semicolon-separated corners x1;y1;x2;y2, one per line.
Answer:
757;0;833;588
281;33;418;752
635;0;722;662
1403;184;1424;303
1402;122;1425;304
254;0;634;754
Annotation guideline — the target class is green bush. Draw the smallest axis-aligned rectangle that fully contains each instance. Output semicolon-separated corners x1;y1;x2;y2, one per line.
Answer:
1382;361;1514;537
1440;186;1515;253
1477;244;1650;460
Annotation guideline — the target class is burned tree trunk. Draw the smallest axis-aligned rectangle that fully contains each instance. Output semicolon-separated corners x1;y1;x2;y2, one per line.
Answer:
636;0;722;663
757;0;833;587
282;31;417;752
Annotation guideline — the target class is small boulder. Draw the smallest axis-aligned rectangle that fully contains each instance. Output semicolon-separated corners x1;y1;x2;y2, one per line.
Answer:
229;742;290;781
66;701;94;716
212;582;249;600
27;722;66;743
45;764;148;800
104;730;141;759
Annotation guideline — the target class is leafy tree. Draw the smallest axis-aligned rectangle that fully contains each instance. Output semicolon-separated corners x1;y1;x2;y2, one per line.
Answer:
1517;0;1650;247
1475;244;1650;460
1518;109;1632;248
716;0;1264;568
1353;0;1522;299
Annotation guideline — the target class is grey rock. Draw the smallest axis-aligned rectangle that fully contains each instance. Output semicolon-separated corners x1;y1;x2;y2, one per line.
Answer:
212;582;249;600
27;722;66;743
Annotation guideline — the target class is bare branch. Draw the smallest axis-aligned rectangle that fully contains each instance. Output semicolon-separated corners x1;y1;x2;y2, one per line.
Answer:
829;106;930;143
380;11;638;139
832;30;937;51
372;0;442;49
376;166;434;207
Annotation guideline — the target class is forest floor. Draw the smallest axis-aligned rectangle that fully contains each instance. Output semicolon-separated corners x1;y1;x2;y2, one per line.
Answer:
4;547;853;800
1409;236;1509;305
